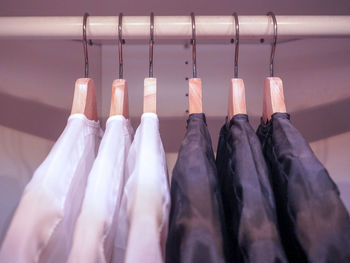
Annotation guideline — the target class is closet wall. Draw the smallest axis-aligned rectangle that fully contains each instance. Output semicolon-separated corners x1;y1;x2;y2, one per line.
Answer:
0;0;350;244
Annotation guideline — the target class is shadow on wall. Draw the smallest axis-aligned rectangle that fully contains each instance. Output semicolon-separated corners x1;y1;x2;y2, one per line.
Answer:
0;90;350;152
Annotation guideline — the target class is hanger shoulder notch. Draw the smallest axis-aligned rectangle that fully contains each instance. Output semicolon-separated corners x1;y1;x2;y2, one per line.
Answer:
144;77;157;114
71;78;98;121
110;79;129;118
263;77;287;123
189;78;202;114
228;78;246;120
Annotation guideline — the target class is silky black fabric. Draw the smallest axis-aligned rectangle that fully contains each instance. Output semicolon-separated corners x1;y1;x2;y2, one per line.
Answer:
256;112;350;263
166;113;227;263
216;114;288;263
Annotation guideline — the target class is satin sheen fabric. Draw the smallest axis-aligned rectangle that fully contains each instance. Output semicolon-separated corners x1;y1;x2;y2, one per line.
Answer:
0;114;102;263
67;115;133;263
113;113;170;263
166;113;227;263
216;114;287;263
257;113;350;263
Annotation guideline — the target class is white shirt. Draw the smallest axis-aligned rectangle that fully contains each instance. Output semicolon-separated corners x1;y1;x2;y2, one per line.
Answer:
112;113;170;263
0;114;102;263
67;115;133;263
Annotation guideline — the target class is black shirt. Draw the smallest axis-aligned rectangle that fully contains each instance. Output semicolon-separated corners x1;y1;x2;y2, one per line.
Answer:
216;114;287;263
257;113;350;263
166;113;227;263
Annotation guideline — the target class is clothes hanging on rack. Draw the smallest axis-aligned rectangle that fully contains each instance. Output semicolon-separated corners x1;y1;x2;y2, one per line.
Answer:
0;114;102;263
66;115;133;263
256;112;350;263
166;113;227;263
117;113;170;263
216;114;288;263
1;101;349;263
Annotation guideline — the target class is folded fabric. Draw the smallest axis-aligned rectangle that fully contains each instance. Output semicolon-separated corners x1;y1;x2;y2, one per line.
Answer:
216;114;287;263
0;114;102;263
257;112;350;263
67;115;133;263
166;113;227;263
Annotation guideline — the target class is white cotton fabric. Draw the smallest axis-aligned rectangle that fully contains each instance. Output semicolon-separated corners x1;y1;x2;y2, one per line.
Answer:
0;114;102;263
112;113;170;263
67;115;133;263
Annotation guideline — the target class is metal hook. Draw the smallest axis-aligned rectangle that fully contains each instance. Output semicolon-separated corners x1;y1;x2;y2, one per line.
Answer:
233;12;239;78
267;12;277;77
149;12;154;78
83;13;89;78
191;12;197;78
118;13;124;79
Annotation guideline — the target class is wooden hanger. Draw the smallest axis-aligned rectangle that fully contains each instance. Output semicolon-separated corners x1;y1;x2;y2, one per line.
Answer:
110;79;129;118
228;13;246;121
263;77;286;123
70;13;98;121
228;78;246;120
109;14;129;118
143;77;157;114
143;12;157;113
189;78;202;114
188;14;203;114
143;13;157;114
263;12;287;124
70;78;98;121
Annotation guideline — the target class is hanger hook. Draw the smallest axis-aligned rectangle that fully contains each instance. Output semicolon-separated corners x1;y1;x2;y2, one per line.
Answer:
267;11;277;77
118;13;124;79
233;12;239;78
83;13;89;78
149;12;154;78
191;12;197;78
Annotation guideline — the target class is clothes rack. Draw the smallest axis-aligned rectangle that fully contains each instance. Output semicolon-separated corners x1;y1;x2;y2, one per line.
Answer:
0;16;349;41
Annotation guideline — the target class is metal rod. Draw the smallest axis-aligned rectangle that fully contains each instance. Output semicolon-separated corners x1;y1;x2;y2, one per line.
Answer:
233;12;239;78
267;12;277;77
191;12;197;78
149;12;154;78
0;16;349;40
83;13;89;78
118;13;124;79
